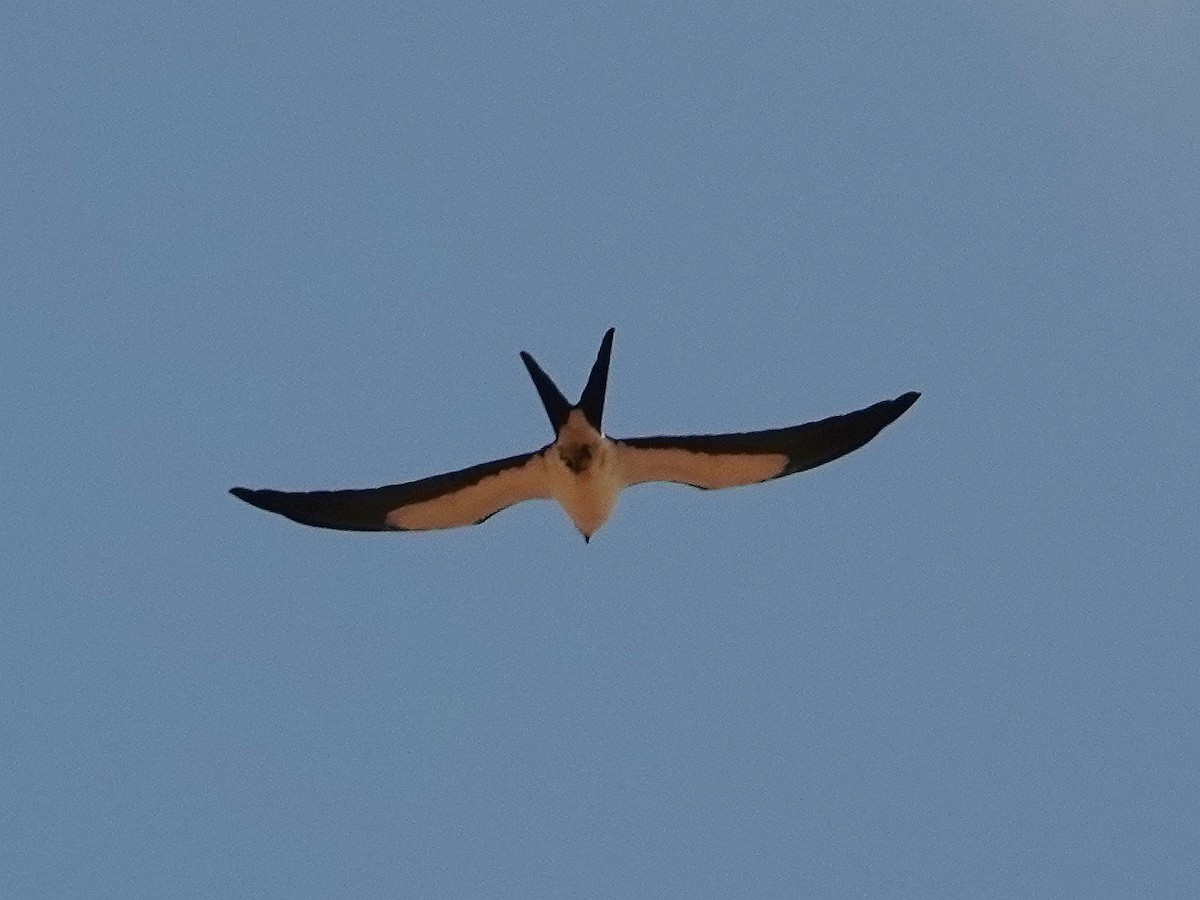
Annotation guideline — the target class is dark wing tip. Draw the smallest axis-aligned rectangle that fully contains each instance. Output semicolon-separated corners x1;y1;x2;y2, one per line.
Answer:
228;484;392;531
860;390;921;436
230;486;276;514
230;485;279;517
775;389;919;477
893;391;920;415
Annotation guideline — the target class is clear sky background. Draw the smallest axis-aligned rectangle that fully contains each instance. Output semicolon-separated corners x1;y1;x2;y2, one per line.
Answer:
5;3;1198;897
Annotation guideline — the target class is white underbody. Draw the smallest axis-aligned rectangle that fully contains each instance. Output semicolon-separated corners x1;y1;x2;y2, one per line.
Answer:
545;410;624;538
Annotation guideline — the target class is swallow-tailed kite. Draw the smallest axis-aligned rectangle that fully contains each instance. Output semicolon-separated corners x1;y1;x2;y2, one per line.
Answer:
230;329;919;541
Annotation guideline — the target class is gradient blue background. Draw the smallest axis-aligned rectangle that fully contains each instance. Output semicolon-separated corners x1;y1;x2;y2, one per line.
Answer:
5;3;1197;897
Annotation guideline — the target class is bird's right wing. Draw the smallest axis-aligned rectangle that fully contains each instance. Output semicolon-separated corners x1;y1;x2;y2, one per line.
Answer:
614;392;919;490
230;449;551;532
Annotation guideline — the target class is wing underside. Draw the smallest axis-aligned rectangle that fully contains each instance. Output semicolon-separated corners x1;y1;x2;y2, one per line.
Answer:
230;450;549;532
615;391;919;490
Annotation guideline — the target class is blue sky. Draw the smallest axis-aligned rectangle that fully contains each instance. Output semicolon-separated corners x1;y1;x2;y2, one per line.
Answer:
4;2;1197;897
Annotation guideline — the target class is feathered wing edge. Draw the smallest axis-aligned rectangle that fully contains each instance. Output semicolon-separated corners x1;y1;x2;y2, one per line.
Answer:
614;391;920;490
230;449;550;532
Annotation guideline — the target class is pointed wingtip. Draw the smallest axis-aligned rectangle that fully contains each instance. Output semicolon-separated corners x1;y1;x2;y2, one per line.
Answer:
230;486;269;513
230;486;266;509
895;391;920;412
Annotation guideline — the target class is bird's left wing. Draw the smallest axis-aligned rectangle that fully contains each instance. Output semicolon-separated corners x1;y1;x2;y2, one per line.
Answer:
614;392;918;490
230;450;550;532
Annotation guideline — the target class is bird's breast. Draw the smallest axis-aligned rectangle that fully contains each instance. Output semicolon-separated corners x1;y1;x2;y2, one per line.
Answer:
546;450;622;537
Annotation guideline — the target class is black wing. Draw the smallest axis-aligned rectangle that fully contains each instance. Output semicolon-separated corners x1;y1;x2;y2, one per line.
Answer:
230;450;550;532
614;392;919;489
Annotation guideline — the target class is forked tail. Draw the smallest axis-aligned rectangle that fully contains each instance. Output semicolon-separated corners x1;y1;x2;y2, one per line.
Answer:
520;328;615;435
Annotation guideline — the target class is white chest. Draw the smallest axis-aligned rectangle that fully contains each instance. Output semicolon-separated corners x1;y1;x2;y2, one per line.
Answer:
545;449;622;537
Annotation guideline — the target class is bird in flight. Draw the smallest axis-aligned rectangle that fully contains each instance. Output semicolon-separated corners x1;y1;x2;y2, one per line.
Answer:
230;329;918;542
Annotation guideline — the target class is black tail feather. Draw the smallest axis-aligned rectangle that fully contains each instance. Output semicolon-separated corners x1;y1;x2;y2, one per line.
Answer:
520;351;571;433
578;328;614;432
